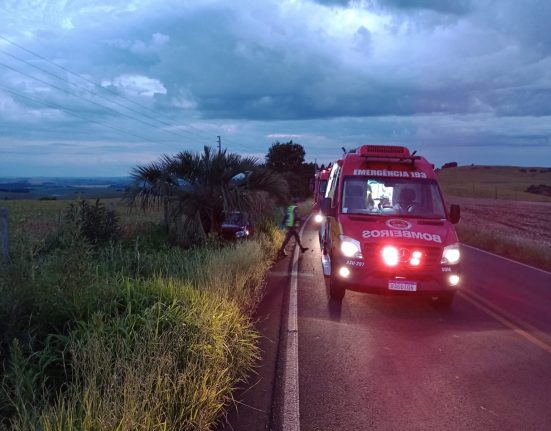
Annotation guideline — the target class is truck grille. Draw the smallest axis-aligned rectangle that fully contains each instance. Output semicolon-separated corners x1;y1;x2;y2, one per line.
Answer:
362;245;442;268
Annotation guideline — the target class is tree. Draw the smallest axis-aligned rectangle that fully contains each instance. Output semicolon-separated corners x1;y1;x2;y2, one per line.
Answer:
265;141;305;171
124;146;288;244
265;141;314;199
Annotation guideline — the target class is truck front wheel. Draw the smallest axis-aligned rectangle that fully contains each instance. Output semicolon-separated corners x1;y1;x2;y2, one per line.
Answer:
329;278;345;301
329;258;346;301
434;292;455;307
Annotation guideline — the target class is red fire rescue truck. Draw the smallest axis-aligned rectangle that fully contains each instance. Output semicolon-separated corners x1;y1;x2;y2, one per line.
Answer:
312;168;330;224
320;145;461;306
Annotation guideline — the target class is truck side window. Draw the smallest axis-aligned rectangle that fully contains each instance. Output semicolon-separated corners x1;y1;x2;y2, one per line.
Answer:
332;177;339;208
326;165;340;204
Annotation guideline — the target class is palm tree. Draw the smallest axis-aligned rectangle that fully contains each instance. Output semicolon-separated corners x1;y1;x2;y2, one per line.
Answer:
124;146;288;242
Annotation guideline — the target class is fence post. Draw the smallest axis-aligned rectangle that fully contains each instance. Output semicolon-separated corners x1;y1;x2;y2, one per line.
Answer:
0;207;9;263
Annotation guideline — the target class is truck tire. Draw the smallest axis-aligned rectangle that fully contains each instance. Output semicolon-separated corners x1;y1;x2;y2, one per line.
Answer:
435;292;455;307
329;278;345;301
329;258;345;301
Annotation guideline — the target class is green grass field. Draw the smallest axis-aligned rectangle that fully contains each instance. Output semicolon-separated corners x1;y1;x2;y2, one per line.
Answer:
0;199;163;245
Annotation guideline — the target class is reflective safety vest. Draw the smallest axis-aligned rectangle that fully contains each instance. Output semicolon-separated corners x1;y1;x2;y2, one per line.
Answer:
285;205;297;227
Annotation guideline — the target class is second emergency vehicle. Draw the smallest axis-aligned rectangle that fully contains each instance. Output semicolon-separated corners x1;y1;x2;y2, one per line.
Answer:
320;145;461;306
312;168;330;224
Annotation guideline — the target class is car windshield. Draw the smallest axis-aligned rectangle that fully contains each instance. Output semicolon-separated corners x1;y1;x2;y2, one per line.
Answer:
223;213;246;225
342;177;446;219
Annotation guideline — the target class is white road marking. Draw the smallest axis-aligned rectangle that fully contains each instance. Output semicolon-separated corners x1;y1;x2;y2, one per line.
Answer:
461;243;551;276
281;216;310;431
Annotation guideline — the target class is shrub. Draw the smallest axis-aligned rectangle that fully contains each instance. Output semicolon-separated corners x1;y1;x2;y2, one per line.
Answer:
525;184;551;198
441;162;458;169
64;199;120;245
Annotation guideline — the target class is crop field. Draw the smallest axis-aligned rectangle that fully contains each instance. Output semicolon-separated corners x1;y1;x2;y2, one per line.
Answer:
448;196;551;271
438;166;551;271
437;165;551;202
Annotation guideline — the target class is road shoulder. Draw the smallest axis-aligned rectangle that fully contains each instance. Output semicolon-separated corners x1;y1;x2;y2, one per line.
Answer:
217;253;292;431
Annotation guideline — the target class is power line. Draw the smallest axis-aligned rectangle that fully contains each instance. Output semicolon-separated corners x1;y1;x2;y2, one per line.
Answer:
0;34;220;145
0;47;214;144
0;83;167;146
0;34;265;156
0;56;215;145
0;60;215;146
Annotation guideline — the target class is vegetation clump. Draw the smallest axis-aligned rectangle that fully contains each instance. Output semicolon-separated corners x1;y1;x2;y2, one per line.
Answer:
0;142;312;429
125;146;288;245
525;184;551;198
0;196;283;430
265;141;316;199
64;199;120;245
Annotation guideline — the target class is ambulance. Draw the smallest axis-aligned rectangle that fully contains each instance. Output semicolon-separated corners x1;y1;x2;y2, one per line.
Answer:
312;168;330;224
320;145;461;306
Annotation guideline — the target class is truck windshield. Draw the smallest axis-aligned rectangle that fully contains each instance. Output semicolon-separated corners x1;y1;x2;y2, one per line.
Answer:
342;177;446;219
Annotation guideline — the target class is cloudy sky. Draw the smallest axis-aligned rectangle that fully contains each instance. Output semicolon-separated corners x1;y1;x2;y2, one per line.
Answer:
1;0;550;176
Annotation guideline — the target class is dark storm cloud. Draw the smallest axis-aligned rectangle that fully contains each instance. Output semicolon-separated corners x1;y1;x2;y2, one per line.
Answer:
376;0;472;15
312;0;352;7
4;0;551;123
480;0;551;56
2;0;551;175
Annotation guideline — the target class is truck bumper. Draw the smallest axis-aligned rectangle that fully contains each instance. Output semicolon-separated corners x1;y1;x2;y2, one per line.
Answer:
330;256;460;296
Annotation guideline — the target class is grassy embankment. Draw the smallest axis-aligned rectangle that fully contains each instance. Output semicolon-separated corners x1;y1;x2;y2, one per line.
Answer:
437;165;551;271
0;199;284;430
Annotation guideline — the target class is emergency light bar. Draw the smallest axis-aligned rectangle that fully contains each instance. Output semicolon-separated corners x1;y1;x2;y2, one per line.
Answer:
357;145;419;166
359;145;410;156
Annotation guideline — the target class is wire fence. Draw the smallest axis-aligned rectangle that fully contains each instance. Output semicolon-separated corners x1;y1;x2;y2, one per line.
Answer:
0;207;9;262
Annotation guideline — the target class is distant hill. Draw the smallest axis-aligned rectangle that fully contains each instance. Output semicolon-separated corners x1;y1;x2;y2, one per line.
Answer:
437;165;551;202
0;177;131;200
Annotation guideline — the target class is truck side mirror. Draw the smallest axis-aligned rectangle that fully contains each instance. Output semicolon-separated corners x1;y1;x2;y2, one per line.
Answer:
449;204;461;224
321;197;335;217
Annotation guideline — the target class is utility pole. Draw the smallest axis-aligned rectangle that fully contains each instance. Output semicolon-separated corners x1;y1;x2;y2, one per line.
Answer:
217;136;221;154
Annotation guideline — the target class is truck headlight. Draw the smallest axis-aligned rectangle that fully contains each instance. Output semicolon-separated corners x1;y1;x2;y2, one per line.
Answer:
339;235;363;258
382;246;399;266
314;213;324;223
441;243;460;265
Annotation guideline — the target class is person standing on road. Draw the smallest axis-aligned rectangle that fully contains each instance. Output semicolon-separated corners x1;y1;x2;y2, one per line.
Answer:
278;199;309;257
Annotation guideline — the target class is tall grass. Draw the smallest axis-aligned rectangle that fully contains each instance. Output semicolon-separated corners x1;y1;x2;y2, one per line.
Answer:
457;224;551;272
0;220;284;430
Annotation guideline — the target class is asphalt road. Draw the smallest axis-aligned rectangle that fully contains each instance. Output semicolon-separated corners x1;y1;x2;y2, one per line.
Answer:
220;221;551;430
296;222;551;431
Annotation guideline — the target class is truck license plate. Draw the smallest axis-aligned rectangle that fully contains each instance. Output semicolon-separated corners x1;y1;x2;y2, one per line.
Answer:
388;280;417;291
